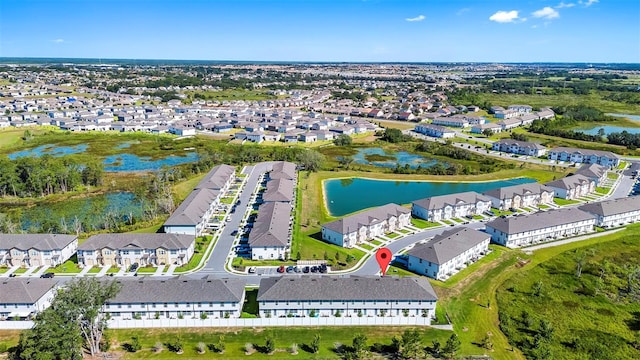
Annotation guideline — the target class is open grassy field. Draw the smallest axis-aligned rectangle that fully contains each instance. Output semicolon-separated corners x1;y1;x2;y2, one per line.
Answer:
496;224;640;359
185;89;278;102
474;91;640;115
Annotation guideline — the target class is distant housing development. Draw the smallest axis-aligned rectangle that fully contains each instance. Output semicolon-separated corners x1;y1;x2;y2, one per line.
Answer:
548;147;620;167
257;276;438;319
411;191;492;222
0;234;78;268
406;227;490;280
485;208;596;248
77;233;196;268
321;203;411;248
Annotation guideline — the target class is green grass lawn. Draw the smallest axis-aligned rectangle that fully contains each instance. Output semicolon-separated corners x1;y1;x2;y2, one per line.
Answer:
386;265;416;277
109;326;452;359
0;267;7;274
608;171;620;180
411;218;440;229
496;225;640;359
451;218;464;223
87;266;102;274
491;209;514;217
173;236;214;273
553;198;580;206
50;258;82;274
241;288;259;318
359;243;374;251
595;186;610;195
13;267;28;274
386;232;400;239
441;220;454;225
472;215;484;220
136;266;158;273
538;204;550;209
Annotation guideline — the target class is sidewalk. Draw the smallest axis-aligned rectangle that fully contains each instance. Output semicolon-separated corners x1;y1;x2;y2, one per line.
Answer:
0;266;19;277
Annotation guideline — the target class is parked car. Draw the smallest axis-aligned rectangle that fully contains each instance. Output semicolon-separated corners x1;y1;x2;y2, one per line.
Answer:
248;266;257;274
302;266;310;273
286;265;295;273
310;266;318;273
277;265;285;273
231;230;238;236
40;272;55;278
129;263;139;272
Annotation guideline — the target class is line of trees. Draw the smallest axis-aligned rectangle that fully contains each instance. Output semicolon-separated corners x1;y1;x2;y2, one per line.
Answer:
0;155;103;198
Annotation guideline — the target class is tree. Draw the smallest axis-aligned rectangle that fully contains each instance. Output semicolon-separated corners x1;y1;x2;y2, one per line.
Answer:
310;334;320;354
482;128;494;137
12;278;121;359
334;134;353;146
539;319;555;341
394;328;423;359
350;333;368;359
264;337;275;354
442;333;461;358
296;149;324;172
381;128;405;143
575;251;587;278
532;280;543;297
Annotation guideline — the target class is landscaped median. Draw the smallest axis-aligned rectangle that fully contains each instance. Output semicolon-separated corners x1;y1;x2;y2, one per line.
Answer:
172;234;217;274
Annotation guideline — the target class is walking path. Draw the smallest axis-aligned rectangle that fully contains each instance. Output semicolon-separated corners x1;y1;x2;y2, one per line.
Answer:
523;227;625;252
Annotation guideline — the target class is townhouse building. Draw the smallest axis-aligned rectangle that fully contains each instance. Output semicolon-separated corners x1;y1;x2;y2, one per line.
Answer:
492;139;547;157
485;208;596;248
497;118;522;130
77;233;195;268
470;122;502;134
321;203;411;248
575;163;609;186
548;147;620;168
411;191;492;222
104;277;245;320
248;202;293;260
545;174;595;200
414;123;455;139
0;234;78;268
579;197;640;228
0;278;59;320
483;183;554;211
431;117;468;128
257;276;437;320
406;227;490;280
163;164;236;236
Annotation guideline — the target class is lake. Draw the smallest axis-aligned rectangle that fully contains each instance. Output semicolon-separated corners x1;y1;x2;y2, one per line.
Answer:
8;144;88;159
606;113;640;122
577;125;640;136
324;177;536;217
1;192;143;232
351;147;443;169
103;152;199;171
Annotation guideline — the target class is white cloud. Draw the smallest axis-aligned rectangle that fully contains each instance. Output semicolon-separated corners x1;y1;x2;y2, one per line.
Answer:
579;0;598;7
405;15;425;22
52;39;64;43
489;10;520;23
532;7;560;19
555;2;575;8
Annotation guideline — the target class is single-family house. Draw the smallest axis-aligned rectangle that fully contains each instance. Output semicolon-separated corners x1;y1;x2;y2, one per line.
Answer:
407;227;490;280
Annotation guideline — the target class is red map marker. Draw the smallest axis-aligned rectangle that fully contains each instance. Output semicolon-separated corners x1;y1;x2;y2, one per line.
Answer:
376;247;392;276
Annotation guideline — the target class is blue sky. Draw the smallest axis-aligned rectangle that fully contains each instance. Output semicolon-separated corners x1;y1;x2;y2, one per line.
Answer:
0;0;638;62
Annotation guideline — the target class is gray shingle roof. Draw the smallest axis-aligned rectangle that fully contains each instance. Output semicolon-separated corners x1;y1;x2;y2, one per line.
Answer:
412;191;491;210
262;178;295;203
0;234;77;251
164;188;219;226
79;233;194;251
0;278;58;304
550;147;619;159
257;276;437;302
575;163;608;180
545;174;592;190
483;183;553;200
248;202;292;247
485;208;595;235
494;139;546;150
107;277;245;304
195;164;235;190
407;227;490;265
269;161;296;180
323;203;410;235
579;197;640;217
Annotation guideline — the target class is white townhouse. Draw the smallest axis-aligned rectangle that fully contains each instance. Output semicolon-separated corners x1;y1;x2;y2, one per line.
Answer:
104;277;245;320
579;197;640;228
545;174;595;200
411;191;492;222
507;105;533;115
248;202;293;260
163;164;235;236
485;208;596;248
262;178;296;203
471;122;502;134
0;278;59;320
575;163;609;187
257;276;437;320
77;233;195;268
548;147;620;168
414;123;455;139
483;183;554;211
321;203;411;248
431;117;469;128
0;234;78;268
492;139;547;157
406;227;490;280
497;118;522;130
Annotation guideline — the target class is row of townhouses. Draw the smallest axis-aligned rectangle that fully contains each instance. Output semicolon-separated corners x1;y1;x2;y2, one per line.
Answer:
0;276;438;322
321;203;411;248
490;141;621;168
163;164;236;236
248;162;297;260
0;234;78;268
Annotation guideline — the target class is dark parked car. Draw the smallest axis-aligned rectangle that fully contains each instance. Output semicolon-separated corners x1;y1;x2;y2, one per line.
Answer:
286;265;295;273
40;272;55;278
129;263;139;272
310;266;318;273
302;266;310;273
231;230;238;236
